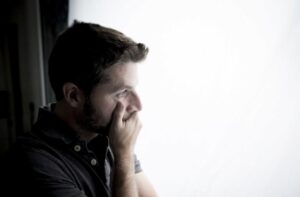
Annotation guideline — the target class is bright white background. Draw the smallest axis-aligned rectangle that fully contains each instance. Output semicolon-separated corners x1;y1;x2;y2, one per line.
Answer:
69;0;300;196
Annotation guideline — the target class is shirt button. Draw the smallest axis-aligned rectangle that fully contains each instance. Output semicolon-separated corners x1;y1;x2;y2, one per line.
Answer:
74;145;81;152
91;158;97;166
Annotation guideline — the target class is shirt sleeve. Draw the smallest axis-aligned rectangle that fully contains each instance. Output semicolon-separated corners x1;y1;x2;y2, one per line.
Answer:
134;154;142;173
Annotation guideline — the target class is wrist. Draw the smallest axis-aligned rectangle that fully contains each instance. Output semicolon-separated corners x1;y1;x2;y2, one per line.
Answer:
111;146;134;159
114;152;134;163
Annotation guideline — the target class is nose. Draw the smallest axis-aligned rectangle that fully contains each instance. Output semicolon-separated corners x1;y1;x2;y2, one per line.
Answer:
126;91;142;113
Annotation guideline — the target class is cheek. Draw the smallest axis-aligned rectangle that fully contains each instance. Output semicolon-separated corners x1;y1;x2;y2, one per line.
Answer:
93;98;117;121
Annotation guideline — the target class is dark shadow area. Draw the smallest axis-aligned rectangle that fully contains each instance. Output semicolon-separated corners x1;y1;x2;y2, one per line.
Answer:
0;0;68;156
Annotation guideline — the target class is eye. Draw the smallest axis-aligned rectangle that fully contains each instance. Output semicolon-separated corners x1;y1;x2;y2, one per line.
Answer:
116;89;129;98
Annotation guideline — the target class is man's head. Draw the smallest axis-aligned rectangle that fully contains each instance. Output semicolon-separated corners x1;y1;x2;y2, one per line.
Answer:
49;21;148;135
49;21;148;101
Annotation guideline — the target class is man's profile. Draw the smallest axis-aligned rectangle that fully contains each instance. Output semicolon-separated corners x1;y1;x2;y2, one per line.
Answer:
2;21;157;197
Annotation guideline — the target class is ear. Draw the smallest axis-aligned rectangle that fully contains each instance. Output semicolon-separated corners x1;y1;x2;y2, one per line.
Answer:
62;82;85;108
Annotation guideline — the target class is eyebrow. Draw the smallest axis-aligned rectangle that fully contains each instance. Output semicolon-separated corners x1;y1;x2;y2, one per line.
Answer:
111;82;134;92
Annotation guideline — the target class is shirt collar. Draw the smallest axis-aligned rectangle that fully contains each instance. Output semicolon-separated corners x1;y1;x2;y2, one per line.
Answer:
33;103;110;153
33;103;80;145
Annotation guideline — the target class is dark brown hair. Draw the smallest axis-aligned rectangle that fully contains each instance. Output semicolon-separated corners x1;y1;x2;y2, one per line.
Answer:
48;21;148;101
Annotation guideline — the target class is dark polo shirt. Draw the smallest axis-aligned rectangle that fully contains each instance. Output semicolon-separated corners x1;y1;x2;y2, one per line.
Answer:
2;105;142;197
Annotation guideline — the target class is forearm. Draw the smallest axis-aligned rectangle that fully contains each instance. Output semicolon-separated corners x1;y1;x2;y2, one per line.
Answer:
109;104;148;196
112;154;138;197
136;172;158;197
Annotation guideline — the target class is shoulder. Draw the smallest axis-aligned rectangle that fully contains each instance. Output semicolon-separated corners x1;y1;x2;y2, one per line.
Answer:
1;133;88;197
6;132;70;173
4;131;77;182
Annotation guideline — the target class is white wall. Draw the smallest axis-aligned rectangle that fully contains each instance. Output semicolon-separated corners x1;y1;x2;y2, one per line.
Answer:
69;0;300;196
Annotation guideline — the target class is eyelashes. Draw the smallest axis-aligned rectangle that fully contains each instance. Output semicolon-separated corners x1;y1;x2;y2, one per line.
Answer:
116;89;129;98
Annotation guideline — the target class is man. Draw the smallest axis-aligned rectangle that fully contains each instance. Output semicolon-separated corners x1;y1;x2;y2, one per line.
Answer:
3;21;157;197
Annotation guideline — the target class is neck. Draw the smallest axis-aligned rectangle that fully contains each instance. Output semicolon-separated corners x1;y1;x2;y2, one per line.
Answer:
53;100;98;141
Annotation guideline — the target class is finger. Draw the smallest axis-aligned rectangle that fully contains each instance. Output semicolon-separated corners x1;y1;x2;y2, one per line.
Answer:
127;112;142;131
131;113;142;137
112;102;125;125
124;111;137;123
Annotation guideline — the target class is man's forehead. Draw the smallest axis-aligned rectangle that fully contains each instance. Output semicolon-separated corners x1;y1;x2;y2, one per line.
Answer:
106;62;138;79
97;62;138;86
